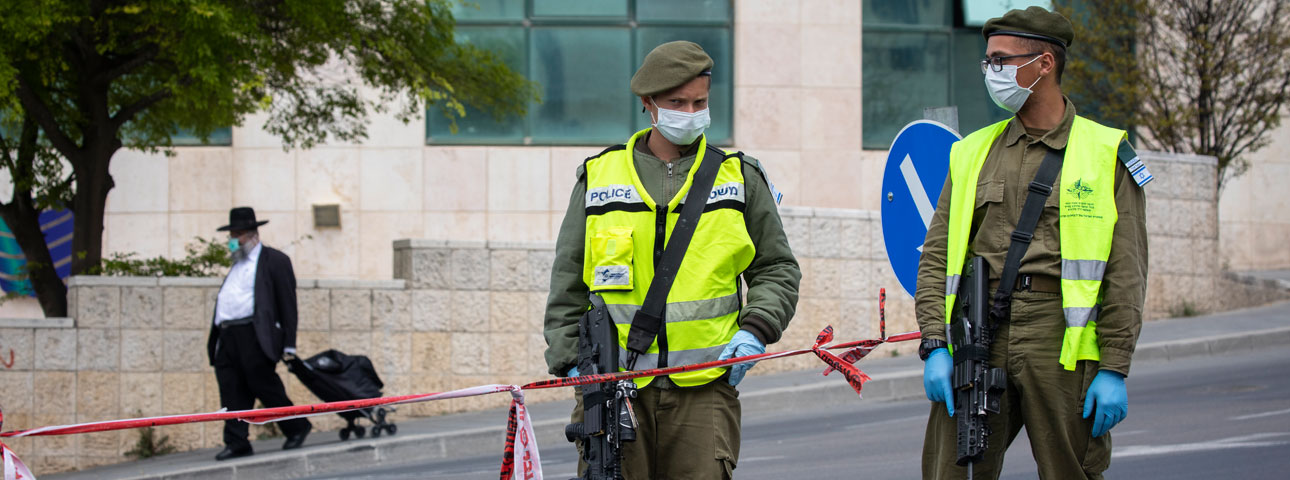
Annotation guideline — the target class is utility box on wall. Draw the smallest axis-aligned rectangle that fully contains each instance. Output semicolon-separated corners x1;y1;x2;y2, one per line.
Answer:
313;204;341;228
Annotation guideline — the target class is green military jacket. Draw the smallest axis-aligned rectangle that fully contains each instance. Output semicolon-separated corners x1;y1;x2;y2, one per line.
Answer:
915;97;1148;376
544;131;802;380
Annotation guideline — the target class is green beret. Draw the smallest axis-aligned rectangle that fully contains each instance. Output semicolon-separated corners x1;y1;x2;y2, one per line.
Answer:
630;41;714;97
983;6;1074;48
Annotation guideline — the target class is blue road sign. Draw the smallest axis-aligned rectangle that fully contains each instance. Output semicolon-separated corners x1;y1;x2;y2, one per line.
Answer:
880;120;961;298
0;209;74;296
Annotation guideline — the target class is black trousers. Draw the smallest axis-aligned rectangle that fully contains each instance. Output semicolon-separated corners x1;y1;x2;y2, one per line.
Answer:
213;323;311;450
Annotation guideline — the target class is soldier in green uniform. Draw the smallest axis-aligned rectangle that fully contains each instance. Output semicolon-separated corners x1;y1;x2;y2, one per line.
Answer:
543;41;801;479
915;7;1149;479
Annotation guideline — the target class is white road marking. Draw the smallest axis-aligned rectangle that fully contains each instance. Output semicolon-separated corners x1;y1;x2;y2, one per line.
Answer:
1112;432;1290;459
844;415;926;430
1231;407;1290;421
900;154;935;254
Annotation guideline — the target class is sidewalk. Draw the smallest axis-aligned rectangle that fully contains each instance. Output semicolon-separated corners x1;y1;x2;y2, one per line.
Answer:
47;298;1290;480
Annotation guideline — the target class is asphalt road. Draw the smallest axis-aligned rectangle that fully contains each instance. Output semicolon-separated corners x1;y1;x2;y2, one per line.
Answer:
304;347;1290;479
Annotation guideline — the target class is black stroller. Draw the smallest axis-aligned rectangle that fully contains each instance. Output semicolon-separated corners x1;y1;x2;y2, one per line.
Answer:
287;349;398;440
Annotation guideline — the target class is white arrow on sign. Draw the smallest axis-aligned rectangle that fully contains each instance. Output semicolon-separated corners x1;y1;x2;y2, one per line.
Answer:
899;154;936;253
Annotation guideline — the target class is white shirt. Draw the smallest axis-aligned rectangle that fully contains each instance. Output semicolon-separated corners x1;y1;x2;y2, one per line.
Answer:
214;242;261;325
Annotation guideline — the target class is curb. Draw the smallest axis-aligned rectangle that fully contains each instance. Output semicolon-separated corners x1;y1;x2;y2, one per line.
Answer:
54;324;1290;480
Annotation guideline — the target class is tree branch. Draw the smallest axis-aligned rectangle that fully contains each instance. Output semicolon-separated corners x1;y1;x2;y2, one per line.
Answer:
14;77;81;159
111;88;173;129
96;44;160;84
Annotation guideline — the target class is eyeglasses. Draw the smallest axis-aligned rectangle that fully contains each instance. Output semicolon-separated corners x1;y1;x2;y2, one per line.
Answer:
980;52;1044;73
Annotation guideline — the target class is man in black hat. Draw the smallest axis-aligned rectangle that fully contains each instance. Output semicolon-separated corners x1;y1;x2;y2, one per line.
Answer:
207;206;312;460
915;6;1148;479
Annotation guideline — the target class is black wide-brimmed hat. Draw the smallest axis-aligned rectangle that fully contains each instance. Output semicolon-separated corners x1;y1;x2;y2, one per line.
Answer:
217;207;269;232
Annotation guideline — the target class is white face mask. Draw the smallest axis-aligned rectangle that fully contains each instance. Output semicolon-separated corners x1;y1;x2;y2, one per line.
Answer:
650;98;710;145
984;54;1043;113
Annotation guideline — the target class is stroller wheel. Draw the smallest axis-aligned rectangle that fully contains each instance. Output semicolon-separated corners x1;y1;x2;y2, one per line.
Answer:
339;428;351;441
375;408;388;425
372;425;383;438
385;424;398;435
354;426;367;438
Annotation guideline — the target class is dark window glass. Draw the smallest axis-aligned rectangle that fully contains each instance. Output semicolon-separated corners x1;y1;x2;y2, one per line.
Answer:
172;127;232;146
426;26;527;144
450;0;524;21
863;32;950;148
863;0;949;26
637;0;732;23
532;0;628;18
530;27;633;143
427;1;734;145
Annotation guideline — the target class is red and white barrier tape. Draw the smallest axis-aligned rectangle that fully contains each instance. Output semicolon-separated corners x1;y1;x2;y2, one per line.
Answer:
1;441;34;480
0;318;918;480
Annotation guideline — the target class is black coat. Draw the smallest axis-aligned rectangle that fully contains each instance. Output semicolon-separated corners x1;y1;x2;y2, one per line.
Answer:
207;245;299;365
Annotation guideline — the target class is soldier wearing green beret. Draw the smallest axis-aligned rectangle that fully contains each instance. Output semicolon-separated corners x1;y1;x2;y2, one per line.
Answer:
916;7;1149;479
544;40;801;478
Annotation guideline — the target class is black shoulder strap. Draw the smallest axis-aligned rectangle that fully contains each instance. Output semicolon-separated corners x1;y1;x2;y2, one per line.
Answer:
624;144;728;360
989;147;1063;323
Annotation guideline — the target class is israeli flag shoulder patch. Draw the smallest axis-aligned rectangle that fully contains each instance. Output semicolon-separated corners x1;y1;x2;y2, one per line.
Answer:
1118;140;1153;188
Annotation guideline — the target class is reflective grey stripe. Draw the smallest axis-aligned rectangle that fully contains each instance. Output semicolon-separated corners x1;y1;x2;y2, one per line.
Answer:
604;293;742;326
945;275;961;296
667;293;741;322
585;184;644;208
707;182;745;204
618;344;728;370
1061;259;1107;282
1063;306;1099;328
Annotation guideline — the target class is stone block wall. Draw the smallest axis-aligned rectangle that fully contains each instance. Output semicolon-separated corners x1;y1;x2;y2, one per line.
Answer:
1138;152;1289;317
1143;152;1222;318
0;276;426;473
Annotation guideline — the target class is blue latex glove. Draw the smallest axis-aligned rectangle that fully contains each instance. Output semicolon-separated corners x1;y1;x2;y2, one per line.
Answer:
922;348;954;417
566;366;579;377
1083;370;1127;438
717;330;766;386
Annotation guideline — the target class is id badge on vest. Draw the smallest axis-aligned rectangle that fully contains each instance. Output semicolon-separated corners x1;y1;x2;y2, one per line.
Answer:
591;227;634;290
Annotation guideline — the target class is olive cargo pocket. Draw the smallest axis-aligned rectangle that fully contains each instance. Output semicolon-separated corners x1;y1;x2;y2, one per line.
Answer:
590;227;634;290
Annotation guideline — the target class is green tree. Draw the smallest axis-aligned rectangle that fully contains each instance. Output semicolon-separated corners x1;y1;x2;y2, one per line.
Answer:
0;0;536;316
1057;0;1290;191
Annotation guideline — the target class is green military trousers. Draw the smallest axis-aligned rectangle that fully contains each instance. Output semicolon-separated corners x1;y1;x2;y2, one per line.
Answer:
922;290;1112;480
572;379;741;479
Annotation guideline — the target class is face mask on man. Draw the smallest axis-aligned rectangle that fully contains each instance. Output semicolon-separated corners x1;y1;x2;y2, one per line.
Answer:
984;54;1043;113
650;98;710;145
227;237;241;253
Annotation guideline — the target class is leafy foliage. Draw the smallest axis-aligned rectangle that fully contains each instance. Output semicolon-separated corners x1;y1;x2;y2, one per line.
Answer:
0;0;536;316
92;236;231;277
124;411;177;459
1057;0;1290;191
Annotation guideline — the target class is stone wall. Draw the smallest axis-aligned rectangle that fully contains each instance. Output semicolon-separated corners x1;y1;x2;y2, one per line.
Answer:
2;151;1284;474
1139;152;1290;317
1219;113;1290;271
0;276;421;473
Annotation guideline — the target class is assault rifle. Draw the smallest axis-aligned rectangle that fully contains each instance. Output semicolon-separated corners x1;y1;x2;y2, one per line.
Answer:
948;256;1007;467
564;294;638;480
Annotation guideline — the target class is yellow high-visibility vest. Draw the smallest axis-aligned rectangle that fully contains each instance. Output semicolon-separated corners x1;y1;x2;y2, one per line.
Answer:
943;116;1124;370
582;129;755;387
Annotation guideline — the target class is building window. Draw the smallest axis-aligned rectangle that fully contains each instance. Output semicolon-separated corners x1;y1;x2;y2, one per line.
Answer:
171;127;233;146
862;1;1051;149
426;0;734;146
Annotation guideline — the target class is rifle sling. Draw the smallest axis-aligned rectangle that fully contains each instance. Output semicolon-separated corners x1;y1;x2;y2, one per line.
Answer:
624;144;727;362
989;147;1064;323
